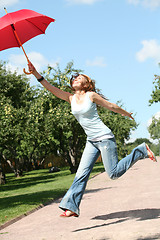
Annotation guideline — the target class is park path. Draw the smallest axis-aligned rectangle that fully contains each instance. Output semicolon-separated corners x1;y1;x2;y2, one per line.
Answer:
0;157;160;240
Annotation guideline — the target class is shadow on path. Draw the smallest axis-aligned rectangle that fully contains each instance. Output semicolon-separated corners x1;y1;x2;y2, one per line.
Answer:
85;187;113;194
73;208;160;233
92;208;160;221
136;234;160;240
73;219;126;233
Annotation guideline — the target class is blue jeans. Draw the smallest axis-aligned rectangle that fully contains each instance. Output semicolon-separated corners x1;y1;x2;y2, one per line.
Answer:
59;138;148;216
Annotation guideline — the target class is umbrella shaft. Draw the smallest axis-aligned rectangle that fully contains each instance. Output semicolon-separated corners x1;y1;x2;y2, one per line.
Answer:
11;25;30;63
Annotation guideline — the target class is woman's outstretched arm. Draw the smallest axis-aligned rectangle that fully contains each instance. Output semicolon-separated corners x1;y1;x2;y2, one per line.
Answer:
28;62;72;103
90;92;134;120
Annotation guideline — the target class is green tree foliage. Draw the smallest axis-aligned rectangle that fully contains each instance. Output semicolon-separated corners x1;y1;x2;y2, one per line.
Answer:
148;117;160;155
148;117;160;140
149;75;160;105
148;74;160;155
0;61;36;177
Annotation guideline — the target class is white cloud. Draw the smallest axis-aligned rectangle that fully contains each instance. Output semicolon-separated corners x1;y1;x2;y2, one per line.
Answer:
0;0;19;9
127;0;160;10
86;56;107;67
127;0;140;5
6;51;60;74
65;0;102;5
136;39;160;63
147;111;160;127
125;130;137;143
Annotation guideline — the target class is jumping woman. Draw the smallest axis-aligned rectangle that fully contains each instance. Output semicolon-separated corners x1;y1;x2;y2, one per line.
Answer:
28;62;157;218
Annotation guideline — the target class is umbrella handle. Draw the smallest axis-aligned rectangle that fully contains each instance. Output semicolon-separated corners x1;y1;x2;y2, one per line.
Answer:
23;68;33;75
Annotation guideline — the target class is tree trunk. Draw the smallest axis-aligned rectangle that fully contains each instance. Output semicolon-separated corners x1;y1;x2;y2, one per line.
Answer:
7;160;16;175
68;149;78;173
6;159;23;177
0;158;6;185
0;171;6;185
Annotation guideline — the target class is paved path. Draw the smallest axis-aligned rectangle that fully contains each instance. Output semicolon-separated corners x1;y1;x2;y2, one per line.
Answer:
0;157;160;240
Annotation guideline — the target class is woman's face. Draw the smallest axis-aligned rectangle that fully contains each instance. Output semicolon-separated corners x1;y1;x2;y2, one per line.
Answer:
72;75;87;90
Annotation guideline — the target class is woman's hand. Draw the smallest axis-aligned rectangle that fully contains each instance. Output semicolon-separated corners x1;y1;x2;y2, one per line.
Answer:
27;62;42;79
28;61;36;74
122;112;134;120
129;112;134;120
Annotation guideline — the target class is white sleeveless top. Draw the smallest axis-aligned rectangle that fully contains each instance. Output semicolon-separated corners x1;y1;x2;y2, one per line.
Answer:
71;92;114;141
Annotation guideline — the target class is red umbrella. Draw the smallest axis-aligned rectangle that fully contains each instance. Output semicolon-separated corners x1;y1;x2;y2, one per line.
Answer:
0;8;55;74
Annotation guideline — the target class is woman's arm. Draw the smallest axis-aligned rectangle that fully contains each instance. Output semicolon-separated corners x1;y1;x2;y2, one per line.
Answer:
90;92;134;120
28;62;72;103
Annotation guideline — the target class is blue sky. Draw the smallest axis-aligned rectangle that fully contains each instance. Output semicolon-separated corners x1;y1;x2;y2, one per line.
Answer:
0;0;160;142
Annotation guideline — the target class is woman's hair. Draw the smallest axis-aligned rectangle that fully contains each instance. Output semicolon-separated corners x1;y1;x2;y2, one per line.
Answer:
70;73;95;92
70;73;108;100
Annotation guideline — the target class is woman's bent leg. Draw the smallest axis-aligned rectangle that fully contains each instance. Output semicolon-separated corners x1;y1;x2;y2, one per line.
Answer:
99;139;148;179
59;141;100;216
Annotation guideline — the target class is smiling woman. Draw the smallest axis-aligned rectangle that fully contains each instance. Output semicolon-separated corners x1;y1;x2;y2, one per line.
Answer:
70;73;95;92
26;61;157;218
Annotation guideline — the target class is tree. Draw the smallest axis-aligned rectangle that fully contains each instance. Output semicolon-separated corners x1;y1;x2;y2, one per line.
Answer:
149;75;160;105
0;153;6;185
148;74;160;155
148;117;160;140
20;90;60;171
0;61;36;177
148;117;160;155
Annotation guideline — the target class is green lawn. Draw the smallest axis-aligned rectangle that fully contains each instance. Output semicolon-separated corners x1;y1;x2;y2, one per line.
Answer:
0;163;104;226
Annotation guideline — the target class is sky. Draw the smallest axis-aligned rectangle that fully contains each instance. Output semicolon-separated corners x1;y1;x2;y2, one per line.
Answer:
0;0;160;142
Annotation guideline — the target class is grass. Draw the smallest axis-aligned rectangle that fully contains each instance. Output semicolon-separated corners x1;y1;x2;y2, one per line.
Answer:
0;163;104;226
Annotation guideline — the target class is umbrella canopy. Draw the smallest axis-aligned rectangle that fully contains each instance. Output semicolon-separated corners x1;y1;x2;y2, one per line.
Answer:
0;9;55;51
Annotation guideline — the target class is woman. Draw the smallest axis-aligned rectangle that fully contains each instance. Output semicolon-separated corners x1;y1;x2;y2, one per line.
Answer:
28;62;157;218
